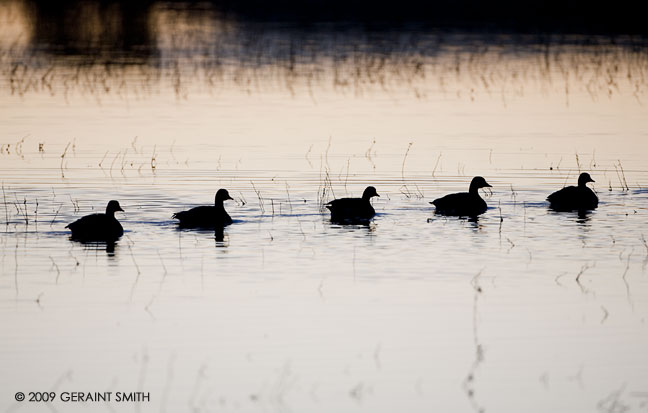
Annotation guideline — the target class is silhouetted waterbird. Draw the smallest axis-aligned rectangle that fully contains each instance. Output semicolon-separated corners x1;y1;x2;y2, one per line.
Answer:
173;189;234;228
326;186;379;223
431;176;492;216
66;200;124;241
547;172;598;211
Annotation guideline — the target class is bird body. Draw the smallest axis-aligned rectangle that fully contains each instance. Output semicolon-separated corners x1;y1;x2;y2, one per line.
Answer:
431;176;491;217
66;200;124;241
173;189;233;228
548;173;598;211
432;192;487;216
326;186;379;224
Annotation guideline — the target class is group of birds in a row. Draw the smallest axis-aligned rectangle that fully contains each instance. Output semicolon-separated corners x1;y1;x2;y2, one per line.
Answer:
66;172;599;241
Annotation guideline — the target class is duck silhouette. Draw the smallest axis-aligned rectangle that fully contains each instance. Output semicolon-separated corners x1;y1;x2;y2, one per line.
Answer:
173;189;233;228
431;176;492;217
547;172;598;211
326;186;379;223
66;200;124;241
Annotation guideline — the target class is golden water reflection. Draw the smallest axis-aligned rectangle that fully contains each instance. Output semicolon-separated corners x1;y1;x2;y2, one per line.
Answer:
1;3;648;413
0;0;646;102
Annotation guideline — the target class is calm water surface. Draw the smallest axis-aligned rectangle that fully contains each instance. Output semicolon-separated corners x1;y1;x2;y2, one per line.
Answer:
1;2;648;412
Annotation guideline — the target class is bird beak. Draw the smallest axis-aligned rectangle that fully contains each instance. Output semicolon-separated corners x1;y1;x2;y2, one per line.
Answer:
589;178;595;183
227;195;234;201
118;207;124;212
376;193;380;197
484;183;492;188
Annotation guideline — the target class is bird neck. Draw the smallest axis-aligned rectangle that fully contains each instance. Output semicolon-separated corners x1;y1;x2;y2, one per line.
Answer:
469;184;480;195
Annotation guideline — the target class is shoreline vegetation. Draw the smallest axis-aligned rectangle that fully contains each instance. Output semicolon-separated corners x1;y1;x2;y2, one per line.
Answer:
1;16;647;100
0;1;647;100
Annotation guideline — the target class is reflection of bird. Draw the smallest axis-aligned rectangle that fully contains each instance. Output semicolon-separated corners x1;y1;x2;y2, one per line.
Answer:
66;200;124;241
431;176;492;217
215;226;226;243
326;186;379;223
548;172;598;211
173;189;233;228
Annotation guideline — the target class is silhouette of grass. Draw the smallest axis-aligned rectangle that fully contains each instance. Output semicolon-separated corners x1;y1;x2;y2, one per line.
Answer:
3;7;648;102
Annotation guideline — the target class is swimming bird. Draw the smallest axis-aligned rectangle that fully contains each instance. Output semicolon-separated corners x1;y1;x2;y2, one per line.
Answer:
326;186;379;223
66;200;124;241
173;188;233;228
431;176;492;216
547;172;598;211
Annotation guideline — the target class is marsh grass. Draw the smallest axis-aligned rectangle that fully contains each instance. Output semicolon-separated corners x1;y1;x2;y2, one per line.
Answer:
2;183;7;226
2;6;648;102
